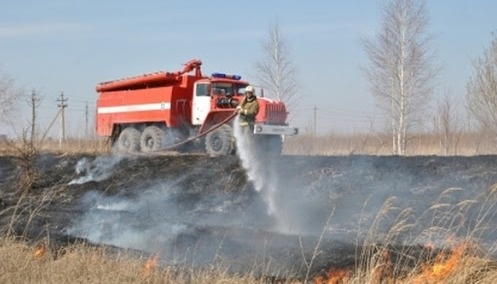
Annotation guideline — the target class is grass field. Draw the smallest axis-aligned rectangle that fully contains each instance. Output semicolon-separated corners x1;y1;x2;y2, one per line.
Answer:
2;131;497;283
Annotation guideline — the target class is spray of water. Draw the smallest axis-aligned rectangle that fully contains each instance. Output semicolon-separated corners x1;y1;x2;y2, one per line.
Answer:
233;117;265;192
233;117;296;233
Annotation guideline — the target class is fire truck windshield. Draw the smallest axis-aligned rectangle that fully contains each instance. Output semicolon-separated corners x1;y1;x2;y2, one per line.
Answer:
235;84;248;96
212;82;248;97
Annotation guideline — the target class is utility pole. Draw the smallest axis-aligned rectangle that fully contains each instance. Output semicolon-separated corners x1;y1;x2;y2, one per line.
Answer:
31;90;36;148
29;90;41;150
57;92;68;148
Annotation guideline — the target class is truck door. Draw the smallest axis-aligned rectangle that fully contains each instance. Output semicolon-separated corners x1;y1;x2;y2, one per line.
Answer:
192;82;211;126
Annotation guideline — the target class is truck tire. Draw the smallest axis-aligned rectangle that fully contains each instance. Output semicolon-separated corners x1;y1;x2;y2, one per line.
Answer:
140;125;166;152
205;124;234;156
116;127;141;152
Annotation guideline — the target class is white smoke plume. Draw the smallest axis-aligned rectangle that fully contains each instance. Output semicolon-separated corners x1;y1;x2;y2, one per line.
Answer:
68;155;124;185
66;166;272;264
66;184;186;253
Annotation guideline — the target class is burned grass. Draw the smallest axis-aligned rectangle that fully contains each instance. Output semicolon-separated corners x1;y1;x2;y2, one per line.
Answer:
2;153;497;282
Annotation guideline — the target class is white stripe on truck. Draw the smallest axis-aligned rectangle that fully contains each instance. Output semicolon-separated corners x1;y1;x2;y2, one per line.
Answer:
97;102;171;114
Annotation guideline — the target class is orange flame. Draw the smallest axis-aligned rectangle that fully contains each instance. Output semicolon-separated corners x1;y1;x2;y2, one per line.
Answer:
313;268;351;284
33;243;46;260
412;241;469;283
142;253;159;277
313;241;474;284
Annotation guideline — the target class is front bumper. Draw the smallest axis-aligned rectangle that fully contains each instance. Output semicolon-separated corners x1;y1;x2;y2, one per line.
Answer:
253;124;299;136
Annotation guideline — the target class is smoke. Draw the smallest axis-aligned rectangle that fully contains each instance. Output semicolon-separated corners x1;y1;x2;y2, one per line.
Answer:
66;185;188;253
288;156;497;249
68;156;124;185
66;161;273;264
62;152;497;272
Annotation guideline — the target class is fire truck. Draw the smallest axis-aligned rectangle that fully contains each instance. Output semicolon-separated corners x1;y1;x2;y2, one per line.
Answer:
95;59;298;155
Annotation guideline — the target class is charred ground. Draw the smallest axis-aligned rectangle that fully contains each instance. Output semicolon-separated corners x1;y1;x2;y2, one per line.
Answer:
1;153;497;279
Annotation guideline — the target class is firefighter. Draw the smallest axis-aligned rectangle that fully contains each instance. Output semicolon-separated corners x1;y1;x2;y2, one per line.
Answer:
236;85;259;141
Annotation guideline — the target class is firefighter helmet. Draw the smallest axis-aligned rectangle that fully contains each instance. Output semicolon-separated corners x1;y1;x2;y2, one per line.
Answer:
244;85;255;94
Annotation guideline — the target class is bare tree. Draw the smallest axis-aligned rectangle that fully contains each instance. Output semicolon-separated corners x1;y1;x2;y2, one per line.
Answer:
254;21;298;110
466;33;497;138
0;68;20;124
363;0;437;155
434;90;461;155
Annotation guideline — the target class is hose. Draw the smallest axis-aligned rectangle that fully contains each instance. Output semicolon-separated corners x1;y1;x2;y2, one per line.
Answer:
151;111;238;153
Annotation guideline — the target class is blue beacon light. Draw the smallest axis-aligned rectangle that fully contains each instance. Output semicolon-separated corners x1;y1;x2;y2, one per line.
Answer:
212;73;241;80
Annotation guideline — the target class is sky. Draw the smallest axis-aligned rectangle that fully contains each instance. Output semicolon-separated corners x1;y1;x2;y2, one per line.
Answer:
1;0;496;138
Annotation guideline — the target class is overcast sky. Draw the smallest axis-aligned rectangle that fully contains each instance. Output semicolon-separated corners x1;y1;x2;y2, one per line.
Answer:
1;0;496;137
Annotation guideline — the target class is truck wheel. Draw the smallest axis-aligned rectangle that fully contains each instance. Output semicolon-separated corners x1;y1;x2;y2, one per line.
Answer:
116;127;141;152
205;124;234;156
140;126;166;152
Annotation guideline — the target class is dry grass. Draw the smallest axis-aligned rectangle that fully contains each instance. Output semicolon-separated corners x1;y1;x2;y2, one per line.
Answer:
0;137;109;156
0;238;275;284
1;238;497;284
284;131;497;156
0;129;494;156
1;237;495;284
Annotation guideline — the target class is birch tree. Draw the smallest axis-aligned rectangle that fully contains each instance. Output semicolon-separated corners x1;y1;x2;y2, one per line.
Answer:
254;21;298;109
363;0;437;155
466;34;497;137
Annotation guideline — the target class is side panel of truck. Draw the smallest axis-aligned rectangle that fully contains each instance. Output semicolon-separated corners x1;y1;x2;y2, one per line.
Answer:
96;86;186;136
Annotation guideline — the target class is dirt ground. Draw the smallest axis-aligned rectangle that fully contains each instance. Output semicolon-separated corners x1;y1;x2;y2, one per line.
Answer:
1;152;497;279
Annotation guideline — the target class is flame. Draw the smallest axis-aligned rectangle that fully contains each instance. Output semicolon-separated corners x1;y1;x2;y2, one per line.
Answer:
313;268;351;284
33;243;46;260
313;241;475;284
142;253;159;277
412;241;469;283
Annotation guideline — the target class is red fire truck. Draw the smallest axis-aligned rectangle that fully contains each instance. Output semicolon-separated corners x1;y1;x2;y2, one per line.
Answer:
95;59;298;155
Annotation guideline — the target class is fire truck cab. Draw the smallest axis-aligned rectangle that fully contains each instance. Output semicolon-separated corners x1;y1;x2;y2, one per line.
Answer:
95;59;298;155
